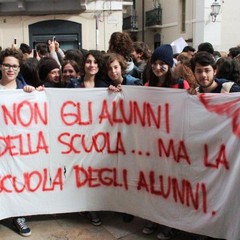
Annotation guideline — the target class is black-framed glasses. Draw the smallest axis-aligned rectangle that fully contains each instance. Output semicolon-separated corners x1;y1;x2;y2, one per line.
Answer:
2;63;20;72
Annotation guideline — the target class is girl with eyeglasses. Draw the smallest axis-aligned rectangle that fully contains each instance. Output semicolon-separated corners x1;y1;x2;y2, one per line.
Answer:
0;47;35;237
0;47;35;92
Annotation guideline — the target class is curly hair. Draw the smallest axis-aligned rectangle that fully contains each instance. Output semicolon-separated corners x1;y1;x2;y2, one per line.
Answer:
108;32;134;61
81;50;105;79
0;47;23;65
173;63;198;88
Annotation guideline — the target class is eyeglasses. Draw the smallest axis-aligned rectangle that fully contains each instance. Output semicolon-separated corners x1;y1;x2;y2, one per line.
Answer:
1;63;20;72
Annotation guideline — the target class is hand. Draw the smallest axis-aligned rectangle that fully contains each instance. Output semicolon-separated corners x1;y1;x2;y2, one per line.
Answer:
108;85;121;92
36;85;45;91
187;87;198;95
55;41;60;52
48;40;56;53
116;84;122;91
12;43;17;49
23;85;35;92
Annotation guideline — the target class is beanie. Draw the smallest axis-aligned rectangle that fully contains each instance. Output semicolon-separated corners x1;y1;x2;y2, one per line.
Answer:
151;44;174;67
39;57;60;81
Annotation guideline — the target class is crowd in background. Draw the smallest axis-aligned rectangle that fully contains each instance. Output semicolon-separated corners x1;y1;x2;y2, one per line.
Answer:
2;32;240;93
1;31;240;240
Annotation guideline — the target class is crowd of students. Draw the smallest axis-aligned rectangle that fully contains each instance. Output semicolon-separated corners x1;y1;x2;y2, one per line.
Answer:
1;32;240;239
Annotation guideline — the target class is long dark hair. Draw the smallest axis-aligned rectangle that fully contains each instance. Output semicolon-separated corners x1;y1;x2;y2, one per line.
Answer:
81;50;105;81
147;67;178;87
108;32;134;61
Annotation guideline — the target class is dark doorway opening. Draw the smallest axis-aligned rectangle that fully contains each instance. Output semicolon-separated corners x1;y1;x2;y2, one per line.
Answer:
29;20;82;51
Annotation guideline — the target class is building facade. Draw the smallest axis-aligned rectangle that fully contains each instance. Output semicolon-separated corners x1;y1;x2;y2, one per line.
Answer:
0;0;131;51
123;0;240;52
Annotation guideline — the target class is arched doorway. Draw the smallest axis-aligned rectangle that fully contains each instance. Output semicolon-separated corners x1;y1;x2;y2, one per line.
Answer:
29;20;82;51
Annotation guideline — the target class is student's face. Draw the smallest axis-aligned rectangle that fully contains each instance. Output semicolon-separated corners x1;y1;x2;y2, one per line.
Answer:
47;68;61;83
62;63;80;82
151;60;169;78
84;54;99;76
194;63;216;88
131;50;142;63
187;50;195;58
107;60;123;83
0;56;20;82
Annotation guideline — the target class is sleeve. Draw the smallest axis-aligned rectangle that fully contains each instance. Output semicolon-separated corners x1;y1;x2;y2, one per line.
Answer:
221;82;234;93
229;82;240;92
57;48;65;66
183;80;190;89
49;51;61;67
66;79;80;88
57;48;65;59
216;79;238;93
125;74;143;86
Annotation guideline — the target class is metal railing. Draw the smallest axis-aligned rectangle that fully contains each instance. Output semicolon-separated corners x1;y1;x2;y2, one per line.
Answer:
123;15;138;30
145;7;162;27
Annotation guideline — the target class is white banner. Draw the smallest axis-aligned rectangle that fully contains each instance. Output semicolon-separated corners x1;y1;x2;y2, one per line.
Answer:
0;86;239;240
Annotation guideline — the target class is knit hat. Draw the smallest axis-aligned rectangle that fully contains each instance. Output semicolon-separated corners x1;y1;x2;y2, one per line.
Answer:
39;57;60;81
151;44;174;67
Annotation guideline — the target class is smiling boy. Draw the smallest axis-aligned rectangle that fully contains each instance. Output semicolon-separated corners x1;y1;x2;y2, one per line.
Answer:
190;51;240;93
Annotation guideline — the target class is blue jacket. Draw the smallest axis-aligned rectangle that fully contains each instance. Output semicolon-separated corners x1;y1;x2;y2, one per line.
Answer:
122;74;142;86
198;78;240;93
16;74;27;89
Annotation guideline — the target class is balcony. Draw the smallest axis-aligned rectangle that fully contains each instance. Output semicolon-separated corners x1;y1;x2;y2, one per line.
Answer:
123;15;138;31
145;7;162;27
0;0;87;16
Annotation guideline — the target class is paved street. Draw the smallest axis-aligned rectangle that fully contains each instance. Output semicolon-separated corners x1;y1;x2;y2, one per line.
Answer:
0;212;218;240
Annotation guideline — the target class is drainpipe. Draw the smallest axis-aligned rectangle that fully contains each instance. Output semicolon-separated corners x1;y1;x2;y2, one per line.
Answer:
142;0;145;41
96;14;99;50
